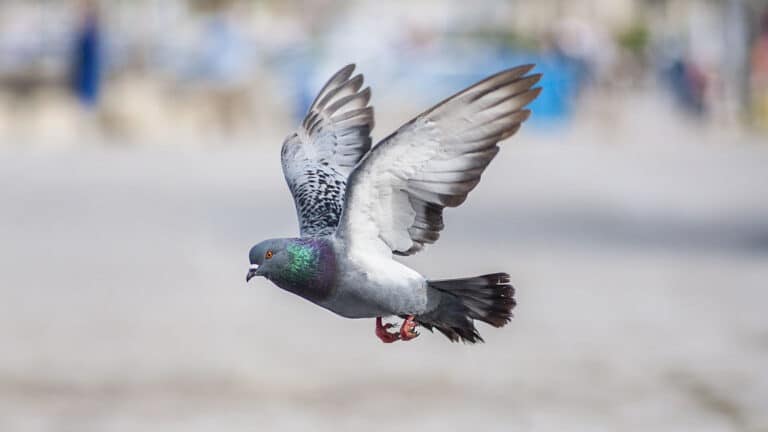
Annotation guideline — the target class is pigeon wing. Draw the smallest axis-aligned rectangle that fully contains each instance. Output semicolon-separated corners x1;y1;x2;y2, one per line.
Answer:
281;64;374;237
336;65;541;255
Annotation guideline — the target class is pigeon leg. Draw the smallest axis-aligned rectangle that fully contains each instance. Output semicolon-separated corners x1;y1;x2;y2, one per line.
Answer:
375;317;400;343
399;315;419;341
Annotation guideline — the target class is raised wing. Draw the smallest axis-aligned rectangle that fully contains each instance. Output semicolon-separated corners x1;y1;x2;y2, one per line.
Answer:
281;64;374;237
337;65;541;255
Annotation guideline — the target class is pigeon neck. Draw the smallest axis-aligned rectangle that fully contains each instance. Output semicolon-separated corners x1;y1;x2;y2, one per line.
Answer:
272;238;335;302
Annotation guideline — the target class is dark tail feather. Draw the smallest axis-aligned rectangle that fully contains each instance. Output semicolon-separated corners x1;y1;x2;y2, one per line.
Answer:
417;273;516;343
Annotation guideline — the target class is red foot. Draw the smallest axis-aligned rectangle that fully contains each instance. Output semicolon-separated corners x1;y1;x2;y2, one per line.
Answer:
375;317;400;343
399;315;419;341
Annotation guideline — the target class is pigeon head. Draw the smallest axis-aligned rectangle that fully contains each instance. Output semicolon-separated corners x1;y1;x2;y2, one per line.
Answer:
246;238;293;282
246;237;337;302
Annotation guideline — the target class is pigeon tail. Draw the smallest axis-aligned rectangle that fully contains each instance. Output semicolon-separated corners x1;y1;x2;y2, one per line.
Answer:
416;273;516;343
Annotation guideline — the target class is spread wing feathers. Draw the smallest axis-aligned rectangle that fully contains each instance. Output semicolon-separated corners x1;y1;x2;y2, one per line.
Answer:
337;65;541;255
281;64;375;237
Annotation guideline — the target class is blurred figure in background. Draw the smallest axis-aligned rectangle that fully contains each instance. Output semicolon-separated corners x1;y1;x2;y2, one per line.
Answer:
71;0;102;108
665;55;708;117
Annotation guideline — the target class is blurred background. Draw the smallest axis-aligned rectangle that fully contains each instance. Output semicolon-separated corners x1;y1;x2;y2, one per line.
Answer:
2;0;768;431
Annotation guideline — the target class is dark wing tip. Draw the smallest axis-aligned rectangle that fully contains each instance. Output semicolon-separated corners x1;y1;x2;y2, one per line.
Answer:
490;63;537;83
514;87;543;114
308;64;358;112
338;63;356;77
516;63;535;69
510;63;536;75
348;74;364;91
359;86;372;104
421;64;541;119
526;87;543;106
324;64;356;90
525;72;543;85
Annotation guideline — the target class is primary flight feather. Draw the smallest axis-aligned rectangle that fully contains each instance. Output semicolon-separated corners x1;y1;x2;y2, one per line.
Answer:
248;64;542;343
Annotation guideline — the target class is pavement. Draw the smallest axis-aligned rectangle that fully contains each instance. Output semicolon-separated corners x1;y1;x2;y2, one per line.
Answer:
1;96;768;431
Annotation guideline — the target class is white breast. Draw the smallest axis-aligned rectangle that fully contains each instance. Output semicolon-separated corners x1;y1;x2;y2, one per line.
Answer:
321;247;429;319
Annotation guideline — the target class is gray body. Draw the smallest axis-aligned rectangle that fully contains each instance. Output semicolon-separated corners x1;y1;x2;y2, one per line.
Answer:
319;236;434;318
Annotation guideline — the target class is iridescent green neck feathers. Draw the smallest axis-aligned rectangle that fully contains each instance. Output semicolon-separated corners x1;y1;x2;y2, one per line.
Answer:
281;242;318;283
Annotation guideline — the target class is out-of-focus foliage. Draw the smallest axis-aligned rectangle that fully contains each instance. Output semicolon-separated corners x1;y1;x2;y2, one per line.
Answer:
617;22;649;57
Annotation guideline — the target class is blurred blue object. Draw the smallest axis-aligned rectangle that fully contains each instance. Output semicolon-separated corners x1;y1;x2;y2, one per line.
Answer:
293;43;582;128
71;10;101;107
417;49;583;128
524;53;581;127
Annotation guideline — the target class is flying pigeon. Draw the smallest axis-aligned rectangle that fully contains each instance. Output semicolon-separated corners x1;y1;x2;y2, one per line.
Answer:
247;64;541;343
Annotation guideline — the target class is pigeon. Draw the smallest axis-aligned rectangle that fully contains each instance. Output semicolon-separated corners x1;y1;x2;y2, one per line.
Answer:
247;64;541;343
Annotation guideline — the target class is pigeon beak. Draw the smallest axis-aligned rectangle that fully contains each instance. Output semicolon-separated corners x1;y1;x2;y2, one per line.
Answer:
246;264;260;282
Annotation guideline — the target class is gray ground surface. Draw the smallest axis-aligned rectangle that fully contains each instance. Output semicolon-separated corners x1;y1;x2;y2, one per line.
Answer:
1;120;768;431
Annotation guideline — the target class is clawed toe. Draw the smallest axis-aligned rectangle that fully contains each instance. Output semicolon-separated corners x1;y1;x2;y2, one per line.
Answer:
375;316;420;343
375;317;400;343
399;315;420;341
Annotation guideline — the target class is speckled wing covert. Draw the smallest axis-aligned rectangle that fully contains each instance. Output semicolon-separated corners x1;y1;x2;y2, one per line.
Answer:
337;65;541;255
281;64;374;237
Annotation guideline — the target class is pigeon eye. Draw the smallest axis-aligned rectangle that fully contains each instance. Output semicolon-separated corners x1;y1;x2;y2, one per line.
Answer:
265;250;273;260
